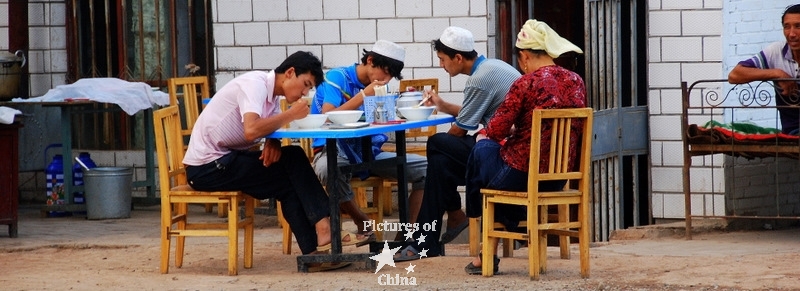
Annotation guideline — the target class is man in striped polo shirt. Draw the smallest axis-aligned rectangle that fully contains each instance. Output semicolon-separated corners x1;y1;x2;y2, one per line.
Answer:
395;27;521;261
729;4;800;134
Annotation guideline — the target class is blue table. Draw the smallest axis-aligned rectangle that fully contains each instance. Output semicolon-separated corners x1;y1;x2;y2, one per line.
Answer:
266;114;455;272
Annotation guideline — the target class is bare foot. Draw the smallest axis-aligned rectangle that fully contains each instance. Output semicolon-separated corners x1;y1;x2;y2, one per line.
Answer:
315;217;331;247
446;209;467;229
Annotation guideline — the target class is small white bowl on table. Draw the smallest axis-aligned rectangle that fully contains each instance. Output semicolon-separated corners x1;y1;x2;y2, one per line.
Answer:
397;106;435;121
326;110;364;124
292;114;328;129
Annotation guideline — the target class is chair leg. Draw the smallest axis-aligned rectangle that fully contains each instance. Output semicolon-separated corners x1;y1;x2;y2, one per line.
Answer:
374;184;386;241
244;197;255;269
468;217;480;257
175;203;188;268
558;204;570;259
502;238;513;257
579;202;590;278
481;199;495;277
218;202;227;218
381;181;394;216
204;203;213;213
160;202;172;274
228;197;239;276
277;201;292;254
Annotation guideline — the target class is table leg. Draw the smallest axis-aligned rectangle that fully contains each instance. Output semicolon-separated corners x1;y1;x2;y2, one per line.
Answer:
295;138;378;272
60;106;74;204
143;108;156;199
326;138;343;254
394;130;408;224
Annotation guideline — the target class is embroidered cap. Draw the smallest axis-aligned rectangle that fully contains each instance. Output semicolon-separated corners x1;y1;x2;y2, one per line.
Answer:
371;40;405;62
439;26;474;52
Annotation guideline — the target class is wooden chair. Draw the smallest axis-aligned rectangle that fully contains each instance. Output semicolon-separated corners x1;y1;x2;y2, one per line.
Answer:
166;76;224;216
153;106;255;276
275;98;388;254
167;76;210;144
480;108;593;280
382;78;439;156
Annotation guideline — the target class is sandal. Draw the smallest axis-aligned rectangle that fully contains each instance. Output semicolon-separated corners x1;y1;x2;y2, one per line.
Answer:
355;230;376;247
316;243;331;252
308;261;352;272
464;254;500;275
341;230;370;246
440;220;468;244
393;245;421;262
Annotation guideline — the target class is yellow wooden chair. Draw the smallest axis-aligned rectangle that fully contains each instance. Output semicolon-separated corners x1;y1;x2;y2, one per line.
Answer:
153;106;255;276
166;76;226;216
275;98;387;254
480;108;593;280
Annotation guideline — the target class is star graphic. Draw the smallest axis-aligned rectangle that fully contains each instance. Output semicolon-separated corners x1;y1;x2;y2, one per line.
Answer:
418;248;429;258
417;233;427;244
405;263;416;274
403;230;415;241
369;241;401;274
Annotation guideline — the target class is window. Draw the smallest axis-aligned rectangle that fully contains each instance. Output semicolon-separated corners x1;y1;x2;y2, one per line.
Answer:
65;0;213;149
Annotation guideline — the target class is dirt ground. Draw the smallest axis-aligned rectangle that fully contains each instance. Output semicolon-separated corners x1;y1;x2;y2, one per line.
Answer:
1;204;799;291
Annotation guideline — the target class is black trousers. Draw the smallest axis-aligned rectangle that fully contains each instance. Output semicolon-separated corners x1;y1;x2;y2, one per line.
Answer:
413;132;476;257
186;146;330;254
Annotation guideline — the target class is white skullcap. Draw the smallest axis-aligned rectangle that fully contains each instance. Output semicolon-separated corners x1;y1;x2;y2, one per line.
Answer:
371;40;405;62
439;26;474;52
515;19;583;58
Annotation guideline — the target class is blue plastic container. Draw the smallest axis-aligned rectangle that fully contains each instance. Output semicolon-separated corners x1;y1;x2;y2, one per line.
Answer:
72;152;97;204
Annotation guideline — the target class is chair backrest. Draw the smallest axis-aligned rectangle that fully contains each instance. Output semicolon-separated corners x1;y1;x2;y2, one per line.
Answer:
153;106;189;190
528;108;593;192
167;76;210;142
398;78;439;138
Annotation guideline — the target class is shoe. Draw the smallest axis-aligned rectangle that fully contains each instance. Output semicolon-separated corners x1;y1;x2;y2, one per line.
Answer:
440;220;468;244
355;230;376;247
394;245;421;262
308;261;352;272
464;254;500;275
316;243;331;252
341;230;370;246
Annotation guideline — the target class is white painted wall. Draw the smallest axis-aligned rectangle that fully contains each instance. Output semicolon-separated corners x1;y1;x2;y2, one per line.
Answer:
649;0;800;219
24;0;68;97
648;0;725;219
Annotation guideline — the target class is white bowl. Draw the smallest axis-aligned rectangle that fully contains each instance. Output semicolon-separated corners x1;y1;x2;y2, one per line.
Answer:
397;106;435;121
326;110;364;124
293;114;328;129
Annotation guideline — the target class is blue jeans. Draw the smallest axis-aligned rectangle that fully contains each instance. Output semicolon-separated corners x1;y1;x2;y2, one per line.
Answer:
465;139;565;231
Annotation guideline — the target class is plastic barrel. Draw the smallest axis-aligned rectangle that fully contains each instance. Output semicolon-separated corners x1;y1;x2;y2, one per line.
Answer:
83;167;133;220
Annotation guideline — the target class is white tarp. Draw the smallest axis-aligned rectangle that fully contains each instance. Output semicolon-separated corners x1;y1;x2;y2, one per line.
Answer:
12;78;170;115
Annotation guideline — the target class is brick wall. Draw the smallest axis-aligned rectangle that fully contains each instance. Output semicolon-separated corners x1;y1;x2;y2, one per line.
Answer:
724;157;800;218
211;0;494;107
651;0;800;220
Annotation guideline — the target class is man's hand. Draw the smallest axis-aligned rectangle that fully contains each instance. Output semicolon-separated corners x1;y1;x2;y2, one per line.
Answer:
286;98;310;121
259;139;282;167
777;80;799;96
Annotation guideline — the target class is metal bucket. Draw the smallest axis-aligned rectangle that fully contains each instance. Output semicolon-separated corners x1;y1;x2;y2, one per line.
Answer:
84;167;133;220
0;50;25;101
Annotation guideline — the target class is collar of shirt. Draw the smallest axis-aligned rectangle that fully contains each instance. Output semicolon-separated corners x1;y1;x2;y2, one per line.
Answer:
470;55;487;75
